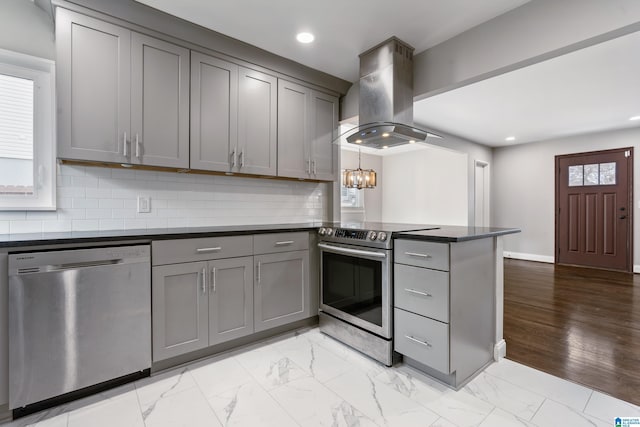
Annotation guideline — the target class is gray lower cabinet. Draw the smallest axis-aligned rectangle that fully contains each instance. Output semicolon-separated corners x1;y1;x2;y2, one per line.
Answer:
152;262;209;361
254;250;310;332
277;79;338;181
191;52;277;175
393;238;495;389
208;256;254;345
56;9;189;168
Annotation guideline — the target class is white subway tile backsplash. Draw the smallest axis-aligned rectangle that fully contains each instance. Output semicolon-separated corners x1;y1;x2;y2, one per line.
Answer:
4;164;327;234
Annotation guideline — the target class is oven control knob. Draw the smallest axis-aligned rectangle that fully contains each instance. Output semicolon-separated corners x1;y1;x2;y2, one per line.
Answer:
318;227;326;236
378;232;388;241
326;228;334;236
368;231;377;241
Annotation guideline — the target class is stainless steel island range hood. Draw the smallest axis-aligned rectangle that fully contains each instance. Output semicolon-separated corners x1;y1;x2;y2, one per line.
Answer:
344;37;441;149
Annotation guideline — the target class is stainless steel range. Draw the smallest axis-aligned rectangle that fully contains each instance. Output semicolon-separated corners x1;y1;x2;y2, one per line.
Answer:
317;222;437;366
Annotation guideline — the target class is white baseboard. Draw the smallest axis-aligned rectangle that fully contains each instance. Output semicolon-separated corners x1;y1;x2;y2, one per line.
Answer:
494;339;506;361
503;251;554;264
634;265;640;274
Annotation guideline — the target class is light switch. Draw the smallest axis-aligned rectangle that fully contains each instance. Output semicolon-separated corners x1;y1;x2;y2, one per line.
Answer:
137;196;151;213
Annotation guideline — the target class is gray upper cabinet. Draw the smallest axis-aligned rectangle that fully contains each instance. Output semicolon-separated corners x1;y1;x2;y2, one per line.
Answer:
277;79;338;181
254;250;310;332
190;52;238;172
131;33;189;168
56;9;189;168
191;53;276;175
208;256;254;345
237;67;277;175
310;91;338;181
57;10;131;163
152;262;209;362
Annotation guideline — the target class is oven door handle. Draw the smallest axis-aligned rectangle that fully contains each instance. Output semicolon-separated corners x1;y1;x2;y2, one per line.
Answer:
317;243;387;259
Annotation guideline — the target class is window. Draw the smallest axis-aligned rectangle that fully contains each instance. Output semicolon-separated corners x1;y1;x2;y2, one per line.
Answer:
568;162;616;187
0;49;55;210
341;183;364;209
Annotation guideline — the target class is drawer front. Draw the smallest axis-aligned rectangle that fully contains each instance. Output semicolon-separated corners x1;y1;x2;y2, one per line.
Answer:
152;235;253;265
253;232;309;254
395;239;449;271
394;308;449;373
394;264;449;323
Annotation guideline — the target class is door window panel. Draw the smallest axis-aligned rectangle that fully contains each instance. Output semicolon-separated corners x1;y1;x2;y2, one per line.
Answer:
599;162;616;185
568;165;583;187
584;164;599;185
568;162;617;186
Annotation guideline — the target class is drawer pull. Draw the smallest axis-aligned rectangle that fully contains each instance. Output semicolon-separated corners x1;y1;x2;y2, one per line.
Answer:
405;335;432;347
275;240;294;246
196;247;222;253
404;288;432;297
405;252;431;259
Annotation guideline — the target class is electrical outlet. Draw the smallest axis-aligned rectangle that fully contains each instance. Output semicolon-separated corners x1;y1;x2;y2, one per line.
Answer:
137;196;151;213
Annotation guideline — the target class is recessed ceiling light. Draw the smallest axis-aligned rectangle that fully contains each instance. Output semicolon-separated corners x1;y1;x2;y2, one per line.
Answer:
355;139;362;144
505;136;516;141
409;140;415;144
630;115;640;121
381;132;390;138
296;32;314;44
382;145;389;149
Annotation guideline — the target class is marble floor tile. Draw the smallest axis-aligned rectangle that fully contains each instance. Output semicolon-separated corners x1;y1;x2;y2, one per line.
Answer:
273;332;355;383
141;387;221;427
208;380;298;427
485;358;593;411
270;376;377;426
234;345;309;391
530;399;610;427
462;371;545;420
67;387;144;427
189;356;254;399
478;408;537;427
3;413;68;427
429;417;458;427
135;366;197;407
583;391;640;423
325;368;440;426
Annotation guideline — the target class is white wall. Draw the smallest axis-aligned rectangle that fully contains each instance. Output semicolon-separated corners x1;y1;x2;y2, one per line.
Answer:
492;126;640;266
340;149;383;222
413;0;640;97
0;164;328;234
382;145;468;225
0;0;54;60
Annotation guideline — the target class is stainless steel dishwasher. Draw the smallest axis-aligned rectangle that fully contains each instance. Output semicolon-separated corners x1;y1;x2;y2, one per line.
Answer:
8;245;151;411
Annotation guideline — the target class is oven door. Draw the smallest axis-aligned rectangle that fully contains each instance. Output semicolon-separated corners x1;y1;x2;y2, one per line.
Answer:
318;242;391;339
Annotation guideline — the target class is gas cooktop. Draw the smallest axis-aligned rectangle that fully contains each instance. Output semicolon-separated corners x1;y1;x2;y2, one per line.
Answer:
318;222;440;249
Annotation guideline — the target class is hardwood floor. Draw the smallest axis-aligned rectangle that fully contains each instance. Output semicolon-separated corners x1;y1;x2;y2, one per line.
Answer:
503;259;640;406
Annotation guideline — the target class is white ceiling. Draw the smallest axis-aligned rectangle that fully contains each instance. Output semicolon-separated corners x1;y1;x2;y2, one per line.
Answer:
413;30;640;147
134;0;529;82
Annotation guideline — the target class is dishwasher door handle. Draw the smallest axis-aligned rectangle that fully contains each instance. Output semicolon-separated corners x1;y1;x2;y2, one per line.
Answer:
24;259;125;274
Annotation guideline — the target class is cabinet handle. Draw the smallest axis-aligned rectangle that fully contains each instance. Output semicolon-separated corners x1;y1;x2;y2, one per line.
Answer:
239;149;245;168
196;247;222;253
257;262;261;284
307;158;311;174
275;240;294;246
211;267;216;293
202;267;207;294
405;252;431;259
312;159;316;175
405;335;432;347
404;288;432;297
135;133;141;159
230;150;236;168
123;132;128;157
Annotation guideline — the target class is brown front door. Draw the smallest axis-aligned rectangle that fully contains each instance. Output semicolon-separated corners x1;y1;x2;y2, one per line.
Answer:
556;148;633;271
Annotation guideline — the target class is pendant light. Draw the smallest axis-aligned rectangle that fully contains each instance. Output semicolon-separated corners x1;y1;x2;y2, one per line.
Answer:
342;148;377;189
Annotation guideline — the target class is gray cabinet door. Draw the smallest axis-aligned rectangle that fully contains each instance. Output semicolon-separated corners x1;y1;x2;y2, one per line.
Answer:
56;9;131;163
190;52;238;172
152;262;209;361
208;256;254;345
310;91;338;181
237;67;277;176
254;250;310;332
277;80;311;179
131;33;189;168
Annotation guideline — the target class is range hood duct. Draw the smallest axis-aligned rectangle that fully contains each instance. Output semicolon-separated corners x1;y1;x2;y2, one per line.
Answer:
344;37;441;149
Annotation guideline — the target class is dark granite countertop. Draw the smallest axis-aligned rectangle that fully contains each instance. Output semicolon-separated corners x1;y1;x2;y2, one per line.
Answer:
0;222;324;249
395;226;520;243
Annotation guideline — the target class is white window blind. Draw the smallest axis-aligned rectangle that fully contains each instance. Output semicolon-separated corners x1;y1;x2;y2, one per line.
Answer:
0;73;34;160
